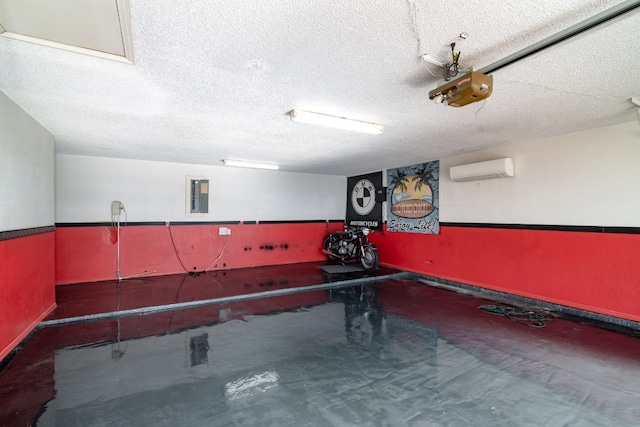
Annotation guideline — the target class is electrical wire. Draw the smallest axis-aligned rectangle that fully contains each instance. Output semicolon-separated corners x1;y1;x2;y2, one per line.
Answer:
445;62;459;80
444;43;461;80
475;99;487;116
167;224;232;274
167;224;191;273
407;0;440;78
112;204;156;282
111;202;128;281
407;0;424;57
205;234;231;272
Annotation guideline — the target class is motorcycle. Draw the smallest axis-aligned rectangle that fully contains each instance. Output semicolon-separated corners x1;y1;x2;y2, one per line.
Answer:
322;227;379;271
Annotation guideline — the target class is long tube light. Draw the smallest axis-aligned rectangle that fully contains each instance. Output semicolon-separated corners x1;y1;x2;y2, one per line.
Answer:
289;109;385;134
222;159;280;170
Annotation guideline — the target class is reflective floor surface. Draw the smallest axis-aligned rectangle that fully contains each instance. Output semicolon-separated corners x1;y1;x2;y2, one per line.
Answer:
1;262;640;426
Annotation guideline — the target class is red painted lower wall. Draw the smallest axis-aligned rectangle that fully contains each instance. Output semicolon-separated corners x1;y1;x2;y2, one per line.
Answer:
370;225;640;322
0;231;56;361
55;221;640;322
56;222;344;285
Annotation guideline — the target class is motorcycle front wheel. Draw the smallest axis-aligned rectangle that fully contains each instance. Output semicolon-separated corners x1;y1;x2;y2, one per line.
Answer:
360;244;379;271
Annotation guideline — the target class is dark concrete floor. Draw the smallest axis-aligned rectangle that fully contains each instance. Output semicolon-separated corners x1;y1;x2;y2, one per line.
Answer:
2;262;640;426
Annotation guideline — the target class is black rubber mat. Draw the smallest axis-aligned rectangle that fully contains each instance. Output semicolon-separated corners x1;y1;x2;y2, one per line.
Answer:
318;264;364;273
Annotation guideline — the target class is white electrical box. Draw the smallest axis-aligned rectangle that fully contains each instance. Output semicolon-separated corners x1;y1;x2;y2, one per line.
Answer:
219;227;231;236
111;201;123;215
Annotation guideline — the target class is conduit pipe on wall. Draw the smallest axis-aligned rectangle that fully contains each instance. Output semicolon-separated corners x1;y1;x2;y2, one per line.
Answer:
479;0;640;75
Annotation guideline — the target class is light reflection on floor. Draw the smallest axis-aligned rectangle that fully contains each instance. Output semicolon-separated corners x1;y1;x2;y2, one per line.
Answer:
1;262;640;426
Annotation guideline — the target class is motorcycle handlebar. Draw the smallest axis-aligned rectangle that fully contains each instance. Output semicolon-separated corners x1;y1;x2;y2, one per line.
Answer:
344;226;373;235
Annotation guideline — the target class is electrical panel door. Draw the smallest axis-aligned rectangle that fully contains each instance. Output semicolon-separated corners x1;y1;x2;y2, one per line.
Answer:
189;178;209;214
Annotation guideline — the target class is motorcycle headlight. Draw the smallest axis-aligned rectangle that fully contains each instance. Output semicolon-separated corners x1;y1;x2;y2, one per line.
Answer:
362;228;370;236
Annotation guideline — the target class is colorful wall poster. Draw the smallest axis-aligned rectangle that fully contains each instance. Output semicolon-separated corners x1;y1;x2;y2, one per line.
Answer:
387;161;439;234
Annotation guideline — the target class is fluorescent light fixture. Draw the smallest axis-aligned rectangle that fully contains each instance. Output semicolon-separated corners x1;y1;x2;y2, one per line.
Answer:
289;109;385;134
222;159;280;170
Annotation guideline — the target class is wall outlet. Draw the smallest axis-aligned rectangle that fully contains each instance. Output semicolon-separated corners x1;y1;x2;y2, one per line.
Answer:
219;227;231;236
111;201;123;215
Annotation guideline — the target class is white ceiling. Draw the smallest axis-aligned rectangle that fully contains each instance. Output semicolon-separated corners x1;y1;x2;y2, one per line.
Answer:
1;0;639;176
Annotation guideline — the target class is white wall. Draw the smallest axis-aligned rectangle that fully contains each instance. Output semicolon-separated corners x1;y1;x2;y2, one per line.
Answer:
0;92;55;231
55;154;346;223
51;120;640;227
439;121;640;227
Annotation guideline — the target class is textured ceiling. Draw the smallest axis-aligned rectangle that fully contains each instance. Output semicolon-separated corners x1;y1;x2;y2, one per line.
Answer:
1;0;639;176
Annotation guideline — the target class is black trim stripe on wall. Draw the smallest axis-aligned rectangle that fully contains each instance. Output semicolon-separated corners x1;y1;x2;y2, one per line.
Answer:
53;221;640;234
440;222;640;234
0;226;56;241
256;220;344;225
54;219;344;228
55;221;242;227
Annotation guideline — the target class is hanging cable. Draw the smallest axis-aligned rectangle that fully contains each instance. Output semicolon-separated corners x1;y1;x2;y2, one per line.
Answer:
167;224;232;275
111;202;124;281
111;202;155;283
475;99;487;117
167;224;191;273
205;234;231;272
408;0;440;78
444;43;461;80
407;0;424;56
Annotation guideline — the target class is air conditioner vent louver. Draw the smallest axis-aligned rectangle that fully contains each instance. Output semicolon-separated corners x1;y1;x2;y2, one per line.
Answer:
450;158;515;182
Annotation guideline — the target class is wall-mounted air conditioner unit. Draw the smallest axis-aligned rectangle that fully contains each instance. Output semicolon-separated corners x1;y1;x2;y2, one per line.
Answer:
450;158;515;182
